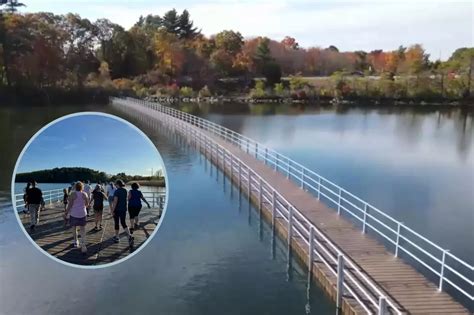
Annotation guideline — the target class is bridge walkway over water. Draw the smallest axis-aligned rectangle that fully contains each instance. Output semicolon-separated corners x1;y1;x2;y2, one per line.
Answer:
15;191;164;266
112;98;472;315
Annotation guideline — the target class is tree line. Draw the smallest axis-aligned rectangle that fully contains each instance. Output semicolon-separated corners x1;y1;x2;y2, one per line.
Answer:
0;1;472;102
15;167;164;184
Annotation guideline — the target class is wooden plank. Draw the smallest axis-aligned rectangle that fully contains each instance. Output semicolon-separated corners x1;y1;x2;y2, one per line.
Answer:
20;201;162;266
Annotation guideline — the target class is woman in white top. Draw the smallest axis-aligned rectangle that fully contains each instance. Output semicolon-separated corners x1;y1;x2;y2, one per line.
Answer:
65;181;90;253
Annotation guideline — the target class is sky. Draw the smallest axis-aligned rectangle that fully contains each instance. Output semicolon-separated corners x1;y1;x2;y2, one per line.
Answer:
21;0;473;60
16;114;164;176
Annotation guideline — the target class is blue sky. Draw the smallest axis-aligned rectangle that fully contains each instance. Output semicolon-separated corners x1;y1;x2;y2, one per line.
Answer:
17;114;163;176
22;0;472;60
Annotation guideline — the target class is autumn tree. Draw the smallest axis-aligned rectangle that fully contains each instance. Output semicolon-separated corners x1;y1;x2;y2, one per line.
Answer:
214;30;243;56
281;36;299;50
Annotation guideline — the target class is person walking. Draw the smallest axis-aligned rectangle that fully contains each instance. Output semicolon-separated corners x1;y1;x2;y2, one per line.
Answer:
89;185;107;231
83;180;92;216
22;182;31;214
128;182;150;233
111;180;133;244
65;181;89;253
106;182;116;212
26;181;44;231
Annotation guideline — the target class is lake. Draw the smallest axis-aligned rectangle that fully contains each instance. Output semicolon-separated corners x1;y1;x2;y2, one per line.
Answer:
0;103;334;315
0;102;472;314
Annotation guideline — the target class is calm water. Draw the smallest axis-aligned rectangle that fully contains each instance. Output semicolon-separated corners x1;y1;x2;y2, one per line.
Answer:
0;104;334;315
200;104;474;263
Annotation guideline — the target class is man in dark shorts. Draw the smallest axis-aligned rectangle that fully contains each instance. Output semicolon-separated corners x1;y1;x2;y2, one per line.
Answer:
26;181;44;231
111;180;133;244
90;185;107;231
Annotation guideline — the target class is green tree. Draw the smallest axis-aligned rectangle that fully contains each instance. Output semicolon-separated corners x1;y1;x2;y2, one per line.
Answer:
162;9;180;35
1;0;25;14
178;9;199;39
262;61;281;87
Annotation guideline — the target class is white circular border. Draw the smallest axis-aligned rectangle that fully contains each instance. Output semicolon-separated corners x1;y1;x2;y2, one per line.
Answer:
10;111;170;269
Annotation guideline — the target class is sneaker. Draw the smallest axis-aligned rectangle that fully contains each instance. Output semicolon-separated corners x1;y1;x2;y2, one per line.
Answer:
29;225;35;232
72;240;79;248
128;236;134;244
98;225;103;231
129;228;134;234
113;236;119;243
92;226;98;232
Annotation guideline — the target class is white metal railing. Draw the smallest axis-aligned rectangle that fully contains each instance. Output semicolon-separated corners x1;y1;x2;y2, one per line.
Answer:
113;97;412;314
136;97;474;303
114;97;473;311
14;188;165;210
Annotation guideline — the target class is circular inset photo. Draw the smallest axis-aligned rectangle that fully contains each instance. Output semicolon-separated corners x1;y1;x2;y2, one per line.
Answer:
11;112;167;268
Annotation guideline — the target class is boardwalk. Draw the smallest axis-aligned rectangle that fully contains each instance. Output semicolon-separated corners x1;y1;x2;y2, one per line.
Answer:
19;201;162;266
112;99;472;314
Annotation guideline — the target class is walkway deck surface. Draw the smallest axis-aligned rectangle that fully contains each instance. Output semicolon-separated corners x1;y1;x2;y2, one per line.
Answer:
115;101;470;314
210;133;470;315
19;202;162;266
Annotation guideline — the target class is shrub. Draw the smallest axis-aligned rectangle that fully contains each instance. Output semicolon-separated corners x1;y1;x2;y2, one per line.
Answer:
198;85;212;97
180;86;194;97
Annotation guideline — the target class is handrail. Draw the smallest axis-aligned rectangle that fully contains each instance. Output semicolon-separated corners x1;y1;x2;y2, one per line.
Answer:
113;97;473;309
14;188;165;210
113;97;410;314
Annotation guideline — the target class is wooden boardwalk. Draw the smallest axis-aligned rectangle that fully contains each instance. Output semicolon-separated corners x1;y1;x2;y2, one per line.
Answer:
114;100;471;314
20;202;162;266
209;134;470;314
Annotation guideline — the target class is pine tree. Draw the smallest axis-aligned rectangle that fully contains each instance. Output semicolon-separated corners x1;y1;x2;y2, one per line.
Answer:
178;9;199;39
162;9;180;35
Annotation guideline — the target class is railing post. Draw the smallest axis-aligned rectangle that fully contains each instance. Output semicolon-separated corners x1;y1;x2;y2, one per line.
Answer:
317;177;321;200
287;160;290;179
337;188;342;215
238;163;241;189
288;205;293;246
255;143;258;159
246;139;249;154
49;191;52;204
439;249;449;291
230;155;233;180
271;190;276;227
264;148;268;165
308;226;314;271
362;203;368;233
152;192;155;208
336;254;344;309
247;169;251;196
395;222;402;257
300;168;304;189
275;153;279;171
377;296;388;315
258;178;263;209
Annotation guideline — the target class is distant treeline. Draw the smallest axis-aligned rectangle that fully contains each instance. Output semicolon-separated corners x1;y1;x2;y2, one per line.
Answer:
15;167;165;184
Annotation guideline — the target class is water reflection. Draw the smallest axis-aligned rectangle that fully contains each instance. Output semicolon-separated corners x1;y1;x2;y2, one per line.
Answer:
1;103;336;315
196;103;473;263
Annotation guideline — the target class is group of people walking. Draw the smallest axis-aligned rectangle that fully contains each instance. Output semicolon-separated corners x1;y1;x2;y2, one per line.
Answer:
23;179;151;254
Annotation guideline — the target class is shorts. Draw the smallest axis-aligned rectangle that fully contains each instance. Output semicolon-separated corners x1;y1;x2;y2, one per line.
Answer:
128;205;142;219
93;204;104;212
108;196;114;205
69;216;87;227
